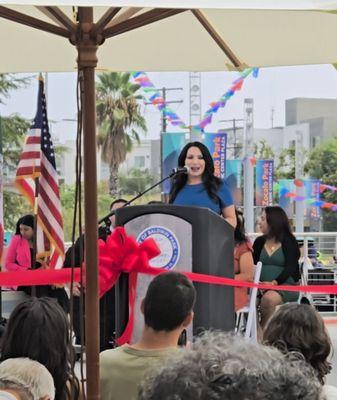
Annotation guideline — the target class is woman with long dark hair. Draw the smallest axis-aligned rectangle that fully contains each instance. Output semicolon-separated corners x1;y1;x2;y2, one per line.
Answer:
253;206;300;327
169;142;236;227
0;297;79;400
234;209;254;311
263;303;336;398
5;214;69;312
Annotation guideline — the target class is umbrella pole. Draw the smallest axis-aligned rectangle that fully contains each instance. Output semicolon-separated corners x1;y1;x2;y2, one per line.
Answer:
76;7;99;400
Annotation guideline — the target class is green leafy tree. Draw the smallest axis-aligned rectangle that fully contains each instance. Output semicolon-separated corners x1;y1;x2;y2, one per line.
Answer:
0;74;30;103
304;137;337;231
1;114;30;172
3;191;31;232
253;139;275;160
96;72;147;195
119;168;156;195
275;147;296;180
0;74;31;232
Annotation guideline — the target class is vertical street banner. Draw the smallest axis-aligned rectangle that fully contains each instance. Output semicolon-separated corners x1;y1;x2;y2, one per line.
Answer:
255;160;274;206
204;133;227;179
162;132;186;194
278;179;295;218
226;159;242;205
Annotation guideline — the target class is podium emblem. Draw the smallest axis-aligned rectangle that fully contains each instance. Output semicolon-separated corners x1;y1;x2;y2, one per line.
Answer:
137;226;180;270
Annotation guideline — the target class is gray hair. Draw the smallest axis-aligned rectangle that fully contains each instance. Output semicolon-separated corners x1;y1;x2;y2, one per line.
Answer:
0;358;55;400
138;331;322;400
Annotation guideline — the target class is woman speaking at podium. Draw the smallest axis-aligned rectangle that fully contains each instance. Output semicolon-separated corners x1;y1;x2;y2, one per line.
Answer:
169;142;236;228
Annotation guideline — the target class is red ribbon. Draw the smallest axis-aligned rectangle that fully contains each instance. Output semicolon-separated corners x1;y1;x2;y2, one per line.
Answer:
0;228;336;345
98;227;337;345
98;227;161;344
0;268;80;286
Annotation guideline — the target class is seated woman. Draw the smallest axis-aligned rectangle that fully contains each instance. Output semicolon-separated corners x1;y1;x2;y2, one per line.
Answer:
253;206;300;328
263;303;337;399
234;209;254;311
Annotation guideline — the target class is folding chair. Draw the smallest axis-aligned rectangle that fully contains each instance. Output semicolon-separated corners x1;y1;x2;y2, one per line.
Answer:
298;256;314;305
235;262;262;341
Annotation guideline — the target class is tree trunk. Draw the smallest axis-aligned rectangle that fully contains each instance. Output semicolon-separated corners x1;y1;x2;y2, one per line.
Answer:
109;163;119;196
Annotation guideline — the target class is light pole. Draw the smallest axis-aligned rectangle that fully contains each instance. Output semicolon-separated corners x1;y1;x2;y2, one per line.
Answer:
243;99;255;233
295;130;305;232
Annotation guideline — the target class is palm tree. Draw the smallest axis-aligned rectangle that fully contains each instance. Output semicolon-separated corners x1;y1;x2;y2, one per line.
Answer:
96;72;147;195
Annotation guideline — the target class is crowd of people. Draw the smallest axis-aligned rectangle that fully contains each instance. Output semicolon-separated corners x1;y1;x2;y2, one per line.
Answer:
0;272;335;400
0;140;335;399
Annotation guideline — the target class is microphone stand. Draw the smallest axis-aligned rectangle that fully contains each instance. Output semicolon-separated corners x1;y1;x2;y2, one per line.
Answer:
98;169;179;225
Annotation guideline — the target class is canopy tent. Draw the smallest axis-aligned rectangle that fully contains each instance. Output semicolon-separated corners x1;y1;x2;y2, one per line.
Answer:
1;4;337;72
1;2;337;398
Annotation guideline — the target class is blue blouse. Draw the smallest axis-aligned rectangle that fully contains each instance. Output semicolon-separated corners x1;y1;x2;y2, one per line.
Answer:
173;181;233;214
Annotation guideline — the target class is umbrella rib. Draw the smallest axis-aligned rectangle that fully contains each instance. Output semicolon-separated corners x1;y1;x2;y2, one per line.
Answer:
93;7;122;33
35;6;76;33
103;8;186;39
0;6;70;38
105;7;143;29
192;9;241;69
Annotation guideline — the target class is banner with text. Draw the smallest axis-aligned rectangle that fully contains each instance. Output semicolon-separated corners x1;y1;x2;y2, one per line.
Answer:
256;160;274;206
204;133;227;180
162;132;186;194
226;159;243;205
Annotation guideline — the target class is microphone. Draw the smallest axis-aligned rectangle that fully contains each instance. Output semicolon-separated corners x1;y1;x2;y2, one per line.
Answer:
170;166;190;176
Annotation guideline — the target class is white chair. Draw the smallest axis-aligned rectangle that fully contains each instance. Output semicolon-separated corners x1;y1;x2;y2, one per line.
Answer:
298;256;314;305
235;262;262;341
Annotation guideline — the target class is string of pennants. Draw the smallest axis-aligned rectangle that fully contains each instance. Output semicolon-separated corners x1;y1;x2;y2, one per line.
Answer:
131;71;337;212
275;179;337;212
131;68;259;132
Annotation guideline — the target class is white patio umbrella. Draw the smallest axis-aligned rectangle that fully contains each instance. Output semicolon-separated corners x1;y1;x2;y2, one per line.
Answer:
1;2;337;398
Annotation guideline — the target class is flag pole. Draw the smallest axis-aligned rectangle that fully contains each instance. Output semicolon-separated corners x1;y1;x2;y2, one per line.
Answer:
31;74;43;295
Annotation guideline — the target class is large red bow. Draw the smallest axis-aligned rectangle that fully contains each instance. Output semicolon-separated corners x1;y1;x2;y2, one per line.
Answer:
98;227;160;297
98;227;161;344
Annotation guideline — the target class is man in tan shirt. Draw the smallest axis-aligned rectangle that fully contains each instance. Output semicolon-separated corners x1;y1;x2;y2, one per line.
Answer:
100;271;196;400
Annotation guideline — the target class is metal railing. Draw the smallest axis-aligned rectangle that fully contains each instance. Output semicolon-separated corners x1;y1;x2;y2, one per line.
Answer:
249;232;337;314
249;232;337;266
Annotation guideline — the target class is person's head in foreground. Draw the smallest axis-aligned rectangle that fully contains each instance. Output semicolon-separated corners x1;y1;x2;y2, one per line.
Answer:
0;297;77;400
142;271;196;334
0;357;55;400
263;303;332;385
138;331;322;400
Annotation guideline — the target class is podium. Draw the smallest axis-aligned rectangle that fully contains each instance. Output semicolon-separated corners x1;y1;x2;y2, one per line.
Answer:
115;204;234;340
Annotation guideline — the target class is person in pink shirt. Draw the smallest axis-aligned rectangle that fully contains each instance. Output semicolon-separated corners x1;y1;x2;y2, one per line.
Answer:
5;215;68;312
5;215;39;275
234;209;254;311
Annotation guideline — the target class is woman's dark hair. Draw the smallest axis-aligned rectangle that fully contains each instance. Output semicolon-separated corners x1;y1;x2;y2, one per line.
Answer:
234;208;248;244
15;214;34;235
263;303;332;384
169;142;222;203
264;206;293;242
0;297;79;400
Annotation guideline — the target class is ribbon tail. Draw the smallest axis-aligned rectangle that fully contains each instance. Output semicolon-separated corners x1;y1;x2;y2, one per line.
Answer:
116;272;138;345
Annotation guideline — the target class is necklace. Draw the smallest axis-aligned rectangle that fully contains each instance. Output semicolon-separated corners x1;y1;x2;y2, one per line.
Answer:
266;240;278;252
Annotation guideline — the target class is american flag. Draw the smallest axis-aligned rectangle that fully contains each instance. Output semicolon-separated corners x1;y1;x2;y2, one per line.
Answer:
15;77;64;269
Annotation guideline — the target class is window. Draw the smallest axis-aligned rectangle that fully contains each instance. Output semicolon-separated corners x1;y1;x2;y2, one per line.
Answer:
134;156;145;168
